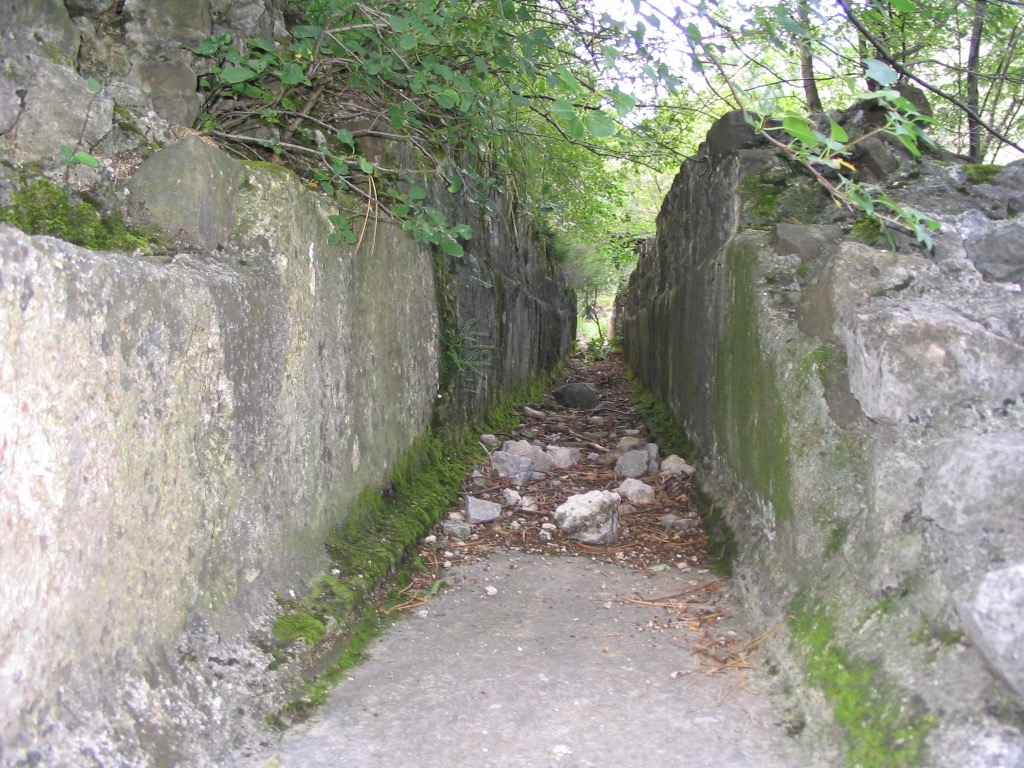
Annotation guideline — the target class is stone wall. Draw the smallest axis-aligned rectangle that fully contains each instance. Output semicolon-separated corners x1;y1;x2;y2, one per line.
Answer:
617;111;1024;765
0;2;573;766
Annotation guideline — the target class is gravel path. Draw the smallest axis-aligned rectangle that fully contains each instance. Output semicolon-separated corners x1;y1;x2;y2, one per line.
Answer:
248;356;811;768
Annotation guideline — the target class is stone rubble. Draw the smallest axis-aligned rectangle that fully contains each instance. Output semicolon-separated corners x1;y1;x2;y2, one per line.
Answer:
554;490;622;545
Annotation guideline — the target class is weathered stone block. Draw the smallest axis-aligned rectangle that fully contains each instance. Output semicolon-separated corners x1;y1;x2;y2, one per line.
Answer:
955;563;1024;697
125;136;242;251
845;302;1024;424
922;433;1024;535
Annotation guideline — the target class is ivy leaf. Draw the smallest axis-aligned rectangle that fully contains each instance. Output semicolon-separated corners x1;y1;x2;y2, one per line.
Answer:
399;32;418;51
280;62;307;86
439;234;464;257
290;25;320;39
864;58;898;87
408;184;428;200
358;157;374;175
86;77;102;94
219;66;257;84
389;15;409;32
335;129;355;151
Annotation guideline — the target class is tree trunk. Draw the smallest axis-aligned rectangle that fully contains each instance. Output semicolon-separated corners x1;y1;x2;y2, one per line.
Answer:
798;0;824;111
967;0;988;161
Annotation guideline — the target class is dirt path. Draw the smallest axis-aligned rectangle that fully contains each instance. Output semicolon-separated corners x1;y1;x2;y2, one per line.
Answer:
248;355;809;768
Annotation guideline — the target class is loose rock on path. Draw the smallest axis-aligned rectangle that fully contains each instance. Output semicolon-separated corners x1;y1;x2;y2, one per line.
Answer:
249;354;809;768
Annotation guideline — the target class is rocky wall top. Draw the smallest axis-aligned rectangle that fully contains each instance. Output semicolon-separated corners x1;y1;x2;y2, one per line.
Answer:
617;108;1024;765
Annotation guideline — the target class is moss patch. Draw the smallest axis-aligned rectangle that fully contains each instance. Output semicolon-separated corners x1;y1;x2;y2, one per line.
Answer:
713;237;793;522
272;612;327;646
850;215;883;246
790;599;935;767
962;163;1000;184
0;178;152;251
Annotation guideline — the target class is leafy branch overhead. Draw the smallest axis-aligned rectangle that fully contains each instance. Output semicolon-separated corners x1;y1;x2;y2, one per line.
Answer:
187;0;1024;254
189;0;678;254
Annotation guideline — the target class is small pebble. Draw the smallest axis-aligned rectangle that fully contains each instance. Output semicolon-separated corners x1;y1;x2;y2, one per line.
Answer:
423;535;437;546
484;586;498;596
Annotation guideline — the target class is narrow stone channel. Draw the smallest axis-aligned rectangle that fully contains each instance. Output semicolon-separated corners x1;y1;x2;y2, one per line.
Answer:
247;354;812;768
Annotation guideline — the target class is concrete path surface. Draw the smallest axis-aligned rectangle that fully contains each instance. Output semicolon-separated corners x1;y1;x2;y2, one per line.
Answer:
252;549;805;768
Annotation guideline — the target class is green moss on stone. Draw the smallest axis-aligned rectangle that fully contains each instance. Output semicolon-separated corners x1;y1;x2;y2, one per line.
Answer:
790;599;935;767
962;163;1000;184
739;167;826;230
851;216;883;246
713;238;793;522
272;611;326;646
798;343;847;391
825;521;849;556
0;178;151;251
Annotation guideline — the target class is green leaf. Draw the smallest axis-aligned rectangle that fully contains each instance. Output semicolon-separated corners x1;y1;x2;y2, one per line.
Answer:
291;25;320;39
280;62;307;86
864;58;898;87
447;177;464;194
551;99;576;122
358;157;374;175
555;65;583;93
434;90;458;109
829;119;849;145
567;115;585;141
439;234;464;257
608;88;636;116
219;66;257;84
888;0;917;12
247;38;277;53
584;110;617;138
335;129;355;150
389;15;409;32
73;151;100;168
86;77;102;94
781;114;817;146
399;32;418;51
408;184;427;200
452;223;473;239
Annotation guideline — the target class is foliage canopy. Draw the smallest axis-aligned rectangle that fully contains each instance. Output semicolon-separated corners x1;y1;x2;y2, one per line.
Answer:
189;0;1023;258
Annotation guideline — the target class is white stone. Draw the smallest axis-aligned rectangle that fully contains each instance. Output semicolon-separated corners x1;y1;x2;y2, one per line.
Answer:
546;445;581;469
554;490;621;545
616;478;656;504
660;454;696;477
955;563;1024;697
502;488;523;507
501;439;555;472
465;496;502;523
